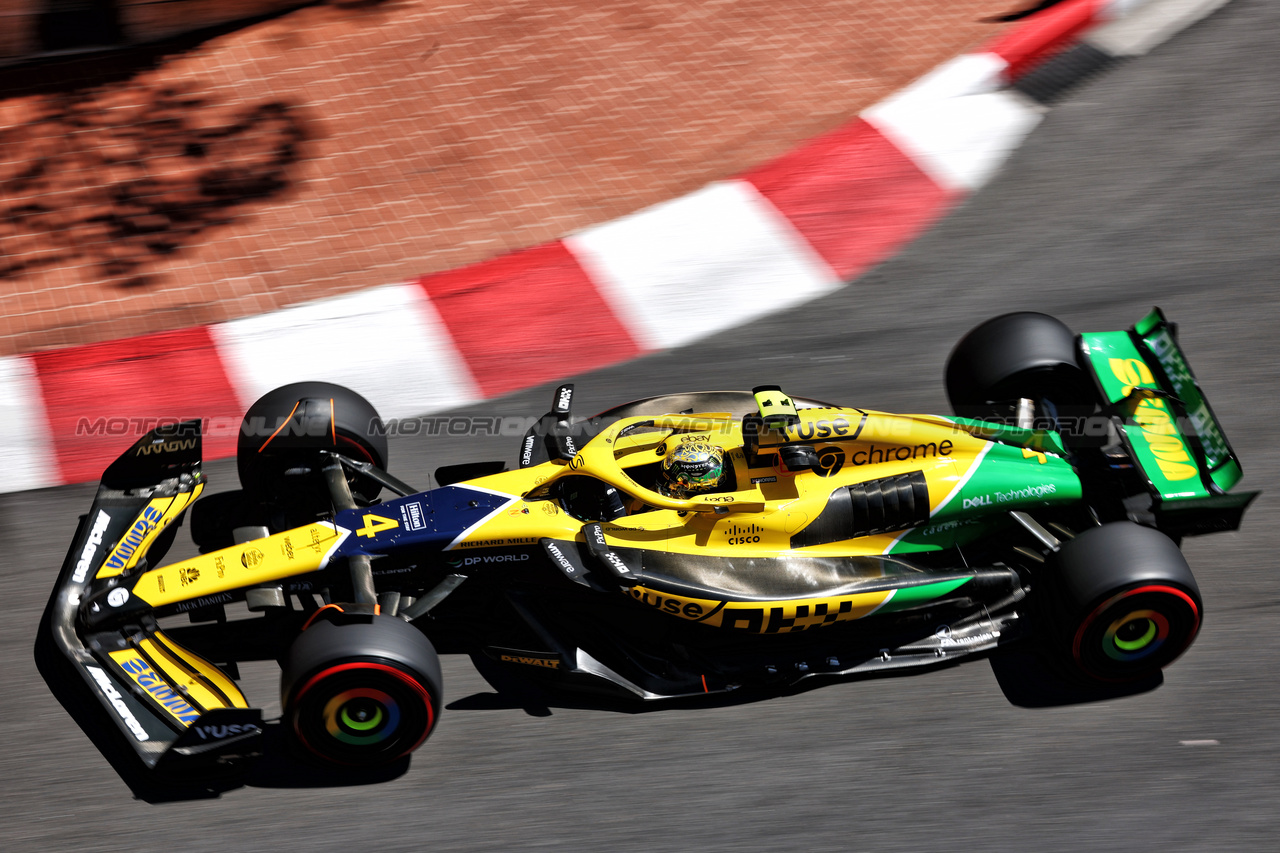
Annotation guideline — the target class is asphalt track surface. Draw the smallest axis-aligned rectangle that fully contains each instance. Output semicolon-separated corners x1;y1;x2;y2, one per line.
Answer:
5;1;1280;849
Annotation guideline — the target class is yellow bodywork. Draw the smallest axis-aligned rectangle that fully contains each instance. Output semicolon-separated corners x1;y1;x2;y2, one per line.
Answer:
111;406;1001;642
453;407;990;560
131;521;348;608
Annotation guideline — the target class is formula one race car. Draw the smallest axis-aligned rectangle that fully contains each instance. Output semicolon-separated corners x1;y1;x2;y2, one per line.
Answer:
37;308;1255;779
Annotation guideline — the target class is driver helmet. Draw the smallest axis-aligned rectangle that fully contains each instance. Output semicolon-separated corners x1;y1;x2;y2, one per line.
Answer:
659;441;727;498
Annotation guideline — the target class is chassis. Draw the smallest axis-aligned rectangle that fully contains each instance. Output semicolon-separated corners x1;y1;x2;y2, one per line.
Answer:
36;308;1255;777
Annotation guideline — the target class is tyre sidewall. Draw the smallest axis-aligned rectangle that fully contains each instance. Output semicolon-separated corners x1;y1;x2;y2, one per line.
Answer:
237;381;388;501
945;312;1096;428
1047;522;1202;682
282;616;442;765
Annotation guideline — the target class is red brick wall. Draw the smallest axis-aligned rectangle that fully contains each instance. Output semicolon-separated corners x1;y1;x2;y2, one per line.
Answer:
0;1;1013;354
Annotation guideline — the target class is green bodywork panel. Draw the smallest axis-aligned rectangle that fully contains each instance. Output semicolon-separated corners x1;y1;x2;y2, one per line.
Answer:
1081;308;1241;499
877;577;974;614
942;441;1083;517
887;441;1083;555
948;417;1068;456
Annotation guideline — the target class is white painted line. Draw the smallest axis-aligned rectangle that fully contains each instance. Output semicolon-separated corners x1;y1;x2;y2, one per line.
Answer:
1179;739;1220;746
0;356;60;493
1088;0;1234;56
565;180;841;351
210;283;480;421
1103;0;1161;20
864;54;1045;192
442;487;520;551
874;52;1010;104
930;440;994;517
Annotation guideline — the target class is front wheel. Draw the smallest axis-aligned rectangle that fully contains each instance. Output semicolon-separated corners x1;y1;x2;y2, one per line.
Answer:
237;381;388;505
1047;522;1202;683
281;615;442;766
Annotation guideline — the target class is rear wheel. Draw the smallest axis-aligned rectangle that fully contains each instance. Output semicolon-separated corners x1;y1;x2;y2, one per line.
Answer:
281;615;442;766
1048;522;1202;682
945;312;1097;439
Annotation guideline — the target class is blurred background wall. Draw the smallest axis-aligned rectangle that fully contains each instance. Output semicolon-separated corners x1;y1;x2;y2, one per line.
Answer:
1;0;307;64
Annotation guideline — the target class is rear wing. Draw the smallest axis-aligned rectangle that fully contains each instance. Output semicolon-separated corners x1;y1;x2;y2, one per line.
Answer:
36;421;264;772
1079;307;1244;501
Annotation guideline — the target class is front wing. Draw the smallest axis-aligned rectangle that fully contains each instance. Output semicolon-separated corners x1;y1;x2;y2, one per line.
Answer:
36;424;265;773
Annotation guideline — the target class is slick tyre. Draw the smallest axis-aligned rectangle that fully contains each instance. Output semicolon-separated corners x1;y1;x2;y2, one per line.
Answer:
237;381;388;503
281;616;442;766
1049;522;1202;683
945;312;1096;437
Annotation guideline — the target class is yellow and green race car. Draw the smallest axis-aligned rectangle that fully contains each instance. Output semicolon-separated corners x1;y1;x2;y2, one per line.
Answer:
37;308;1255;778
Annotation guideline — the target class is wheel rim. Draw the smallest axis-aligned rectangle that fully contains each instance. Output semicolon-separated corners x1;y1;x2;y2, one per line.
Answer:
1073;585;1201;681
326;688;397;744
292;661;435;765
1103;609;1167;660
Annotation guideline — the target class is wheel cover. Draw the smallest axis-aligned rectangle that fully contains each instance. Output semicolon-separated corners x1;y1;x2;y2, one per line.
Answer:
292;661;435;764
1073;585;1201;681
325;688;397;744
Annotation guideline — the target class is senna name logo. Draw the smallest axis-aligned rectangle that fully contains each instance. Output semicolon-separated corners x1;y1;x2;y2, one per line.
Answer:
118;656;200;724
103;506;165;573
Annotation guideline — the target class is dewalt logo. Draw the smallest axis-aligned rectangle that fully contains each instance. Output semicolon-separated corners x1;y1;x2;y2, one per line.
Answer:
499;654;560;669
